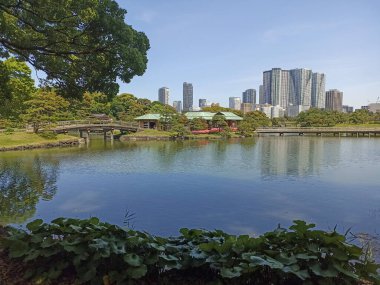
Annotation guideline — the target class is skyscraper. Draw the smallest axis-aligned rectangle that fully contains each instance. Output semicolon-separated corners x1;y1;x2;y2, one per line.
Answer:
242;89;256;104
199;99;208;108
183;82;193;112
311;73;326;108
290;68;312;106
173;101;182;113
325;89;343;112
259;85;264;104
263;68;289;108
158;87;169;105
263;68;323;109
229;97;241;110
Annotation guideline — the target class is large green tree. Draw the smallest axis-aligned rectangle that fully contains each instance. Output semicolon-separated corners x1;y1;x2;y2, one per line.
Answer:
0;0;149;99
0;57;35;120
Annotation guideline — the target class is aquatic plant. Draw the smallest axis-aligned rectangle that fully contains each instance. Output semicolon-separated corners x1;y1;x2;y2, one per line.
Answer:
1;218;379;284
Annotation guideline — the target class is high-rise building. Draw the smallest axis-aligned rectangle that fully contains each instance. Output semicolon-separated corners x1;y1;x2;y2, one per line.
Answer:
158;87;169;105
183;82;193;112
290;68;312;106
325;89;343;112
259;85;264;104
242;89;256;104
229;97;241;110
199;99;209;108
263;68;289;108
173;101;182;113
311;73;326;108
263;68;323;109
342;105;354;113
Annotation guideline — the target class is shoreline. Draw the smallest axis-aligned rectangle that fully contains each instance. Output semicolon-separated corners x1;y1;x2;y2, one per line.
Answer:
0;138;85;152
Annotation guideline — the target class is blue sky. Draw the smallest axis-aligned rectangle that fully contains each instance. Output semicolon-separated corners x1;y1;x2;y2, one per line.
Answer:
120;1;379;108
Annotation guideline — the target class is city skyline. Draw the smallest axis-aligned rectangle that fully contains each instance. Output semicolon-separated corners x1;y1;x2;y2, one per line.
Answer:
116;1;379;109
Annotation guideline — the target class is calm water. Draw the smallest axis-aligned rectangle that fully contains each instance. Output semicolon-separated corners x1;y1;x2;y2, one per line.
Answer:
0;137;379;237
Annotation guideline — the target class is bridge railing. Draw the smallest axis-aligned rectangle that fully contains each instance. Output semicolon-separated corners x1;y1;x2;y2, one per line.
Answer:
55;120;139;128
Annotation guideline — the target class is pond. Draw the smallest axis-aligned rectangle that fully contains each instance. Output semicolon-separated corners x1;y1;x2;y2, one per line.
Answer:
0;136;379;237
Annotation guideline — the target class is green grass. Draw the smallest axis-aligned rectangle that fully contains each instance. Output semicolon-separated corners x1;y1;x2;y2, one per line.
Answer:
0;132;79;148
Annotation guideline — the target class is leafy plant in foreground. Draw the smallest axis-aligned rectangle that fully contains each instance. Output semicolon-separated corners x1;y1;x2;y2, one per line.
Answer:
1;219;379;284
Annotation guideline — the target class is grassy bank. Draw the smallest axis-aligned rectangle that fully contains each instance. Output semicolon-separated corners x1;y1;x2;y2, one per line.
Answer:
0;132;79;148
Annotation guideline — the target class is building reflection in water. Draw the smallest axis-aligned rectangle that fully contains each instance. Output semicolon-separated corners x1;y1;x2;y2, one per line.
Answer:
259;136;341;178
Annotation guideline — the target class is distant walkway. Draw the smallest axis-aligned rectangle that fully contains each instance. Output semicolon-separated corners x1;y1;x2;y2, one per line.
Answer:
255;127;380;137
54;120;141;141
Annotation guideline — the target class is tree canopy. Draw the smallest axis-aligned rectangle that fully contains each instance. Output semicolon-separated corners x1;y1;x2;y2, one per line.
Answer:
0;57;35;120
0;0;150;99
22;90;70;132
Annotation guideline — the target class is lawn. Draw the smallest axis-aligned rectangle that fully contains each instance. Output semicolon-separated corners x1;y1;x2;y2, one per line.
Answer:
0;132;79;148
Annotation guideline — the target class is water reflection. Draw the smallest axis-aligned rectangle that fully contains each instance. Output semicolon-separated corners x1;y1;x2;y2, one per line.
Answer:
0;137;378;238
259;136;334;177
0;154;59;224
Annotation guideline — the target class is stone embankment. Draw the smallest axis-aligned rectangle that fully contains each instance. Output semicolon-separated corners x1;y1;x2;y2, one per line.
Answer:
0;138;85;152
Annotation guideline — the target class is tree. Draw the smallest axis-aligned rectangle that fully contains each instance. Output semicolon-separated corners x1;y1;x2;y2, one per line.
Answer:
170;122;190;138
81;91;111;115
110;93;149;121
238;120;255;136
189;118;208;130
0;0;149;99
244;111;271;127
212;114;228;130
22;90;70;132
0;58;36;120
349;109;372;124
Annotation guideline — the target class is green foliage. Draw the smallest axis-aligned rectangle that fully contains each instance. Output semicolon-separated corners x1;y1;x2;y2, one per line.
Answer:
219;126;232;138
189;117;208;131
2;219;378;284
297;108;349;127
0;58;36;121
22;90;70;133
80;91;111;116
237;120;255;136
243;111;271;130
349;109;372;124
37;131;58;140
110;93;151;121
170;123;190;138
0;0;149;99
3;127;14;135
212;114;228;129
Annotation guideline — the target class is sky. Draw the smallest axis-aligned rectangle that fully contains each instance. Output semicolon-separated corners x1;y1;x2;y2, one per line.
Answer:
115;0;380;109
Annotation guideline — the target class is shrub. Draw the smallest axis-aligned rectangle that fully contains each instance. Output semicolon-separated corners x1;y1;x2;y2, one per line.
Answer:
4;128;14;135
38;131;58;140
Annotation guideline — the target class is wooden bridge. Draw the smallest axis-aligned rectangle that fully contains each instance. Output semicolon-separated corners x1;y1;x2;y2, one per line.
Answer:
53;120;141;141
255;127;380;137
